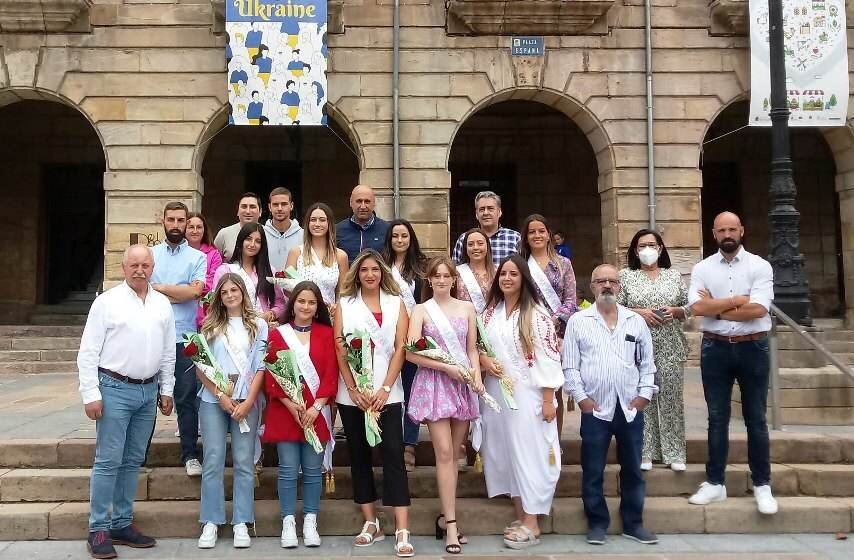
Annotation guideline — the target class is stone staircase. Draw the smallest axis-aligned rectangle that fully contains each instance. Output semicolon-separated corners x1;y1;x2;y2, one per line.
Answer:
0;325;82;375
2;433;854;540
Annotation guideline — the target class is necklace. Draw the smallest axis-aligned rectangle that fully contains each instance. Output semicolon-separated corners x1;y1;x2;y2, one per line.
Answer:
291;322;312;332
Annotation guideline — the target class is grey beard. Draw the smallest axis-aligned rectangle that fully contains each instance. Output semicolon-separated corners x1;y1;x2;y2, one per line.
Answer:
596;293;617;305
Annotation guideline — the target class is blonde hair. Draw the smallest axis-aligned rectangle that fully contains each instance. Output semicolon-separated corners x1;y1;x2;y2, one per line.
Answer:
302;202;337;267
422;255;458;301
201;273;259;345
339;249;401;298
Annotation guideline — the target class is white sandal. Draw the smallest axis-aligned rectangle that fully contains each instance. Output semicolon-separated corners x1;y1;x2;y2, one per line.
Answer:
354;518;384;547
395;528;415;557
503;525;541;549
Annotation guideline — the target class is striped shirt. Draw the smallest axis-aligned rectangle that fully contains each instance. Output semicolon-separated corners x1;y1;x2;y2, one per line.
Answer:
452;226;521;267
562;304;657;423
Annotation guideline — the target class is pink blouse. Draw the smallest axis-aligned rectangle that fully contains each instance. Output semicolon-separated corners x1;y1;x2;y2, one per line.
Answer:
196;243;223;328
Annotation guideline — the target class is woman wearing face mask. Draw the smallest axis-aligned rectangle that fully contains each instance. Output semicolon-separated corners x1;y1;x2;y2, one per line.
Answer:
618;229;689;472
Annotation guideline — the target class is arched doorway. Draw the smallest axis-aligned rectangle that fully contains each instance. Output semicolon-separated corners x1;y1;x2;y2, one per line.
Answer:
0;97;106;323
448;99;602;284
198;108;361;239
701;100;844;318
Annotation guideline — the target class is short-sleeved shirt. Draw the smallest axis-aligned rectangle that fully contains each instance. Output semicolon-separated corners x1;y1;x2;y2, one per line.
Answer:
151;240;207;342
452;226;520;267
688;246;773;336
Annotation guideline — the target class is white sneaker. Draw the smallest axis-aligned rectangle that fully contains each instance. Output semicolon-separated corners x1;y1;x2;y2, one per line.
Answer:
303;513;321;547
233;523;251;548
281;515;298;548
197;522;217;549
640;461;653;471
754;485;778;515
174;426;180;437
185;458;202;477
688;482;727;505
670;462;687;472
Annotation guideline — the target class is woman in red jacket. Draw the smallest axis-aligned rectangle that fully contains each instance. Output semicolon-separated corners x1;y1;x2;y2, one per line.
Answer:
264;281;338;549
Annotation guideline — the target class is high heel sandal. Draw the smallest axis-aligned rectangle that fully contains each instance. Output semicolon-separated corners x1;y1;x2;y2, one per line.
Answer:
436;514;467;545
437;517;461;555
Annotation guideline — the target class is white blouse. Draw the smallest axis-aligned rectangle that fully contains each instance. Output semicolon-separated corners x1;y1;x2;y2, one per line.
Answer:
296;246;339;305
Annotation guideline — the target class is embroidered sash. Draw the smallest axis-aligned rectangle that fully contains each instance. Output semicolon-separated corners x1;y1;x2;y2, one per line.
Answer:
423;299;469;367
228;263;262;313
527;256;561;314
457;264;487;314
391;264;416;315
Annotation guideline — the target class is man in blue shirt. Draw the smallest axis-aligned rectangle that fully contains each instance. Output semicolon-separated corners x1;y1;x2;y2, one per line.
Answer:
247;91;264;125
150;201;206;477
335;184;390;263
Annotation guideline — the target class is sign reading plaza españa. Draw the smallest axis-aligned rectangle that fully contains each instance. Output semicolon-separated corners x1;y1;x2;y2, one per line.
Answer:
226;0;328;126
510;36;545;57
749;0;848;127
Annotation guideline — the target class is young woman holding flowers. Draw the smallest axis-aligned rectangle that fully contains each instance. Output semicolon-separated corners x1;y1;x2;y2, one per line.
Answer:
195;273;268;550
382;219;427;471
213;222;285;325
405;256;483;555
285;203;349;314
479;254;564;550
455;228;495;315
333;249;414;558
263;281;337;549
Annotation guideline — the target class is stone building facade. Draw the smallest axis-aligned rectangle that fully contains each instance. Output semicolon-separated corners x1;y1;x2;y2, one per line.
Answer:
0;0;852;324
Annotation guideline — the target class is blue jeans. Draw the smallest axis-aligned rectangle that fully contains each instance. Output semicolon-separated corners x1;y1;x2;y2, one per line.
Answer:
580;405;645;532
401;361;420;447
276;441;323;517
174;343;200;463
89;373;158;531
701;336;771;486
198;400;259;525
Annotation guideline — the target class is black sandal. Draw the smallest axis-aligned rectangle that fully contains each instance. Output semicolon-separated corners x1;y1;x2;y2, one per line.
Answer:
444;520;461;554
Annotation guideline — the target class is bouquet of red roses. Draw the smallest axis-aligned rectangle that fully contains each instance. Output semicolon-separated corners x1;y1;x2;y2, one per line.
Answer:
182;332;249;433
264;348;324;454
338;330;382;446
266;266;302;294
405;335;502;413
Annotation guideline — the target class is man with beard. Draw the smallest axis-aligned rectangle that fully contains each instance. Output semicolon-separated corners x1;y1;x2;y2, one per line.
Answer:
214;192;262;261
150;201;207;477
687;211;777;515
562;264;658;546
263;186;303;269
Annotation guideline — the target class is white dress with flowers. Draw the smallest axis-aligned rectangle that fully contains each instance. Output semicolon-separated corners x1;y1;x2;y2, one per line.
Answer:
480;302;564;515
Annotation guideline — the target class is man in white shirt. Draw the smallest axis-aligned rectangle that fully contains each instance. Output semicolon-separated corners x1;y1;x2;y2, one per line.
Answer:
687;211;777;515
77;244;176;560
214;192;262;261
563;264;658;546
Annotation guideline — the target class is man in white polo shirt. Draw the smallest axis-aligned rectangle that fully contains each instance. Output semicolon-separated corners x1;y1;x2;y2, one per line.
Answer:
687;211;777;515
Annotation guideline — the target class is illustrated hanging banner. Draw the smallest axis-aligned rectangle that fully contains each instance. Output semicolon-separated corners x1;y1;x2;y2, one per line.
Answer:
749;0;848;127
226;0;328;126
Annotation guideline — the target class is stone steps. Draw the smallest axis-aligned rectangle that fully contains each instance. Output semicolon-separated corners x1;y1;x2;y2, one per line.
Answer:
4;463;854;504
1;496;852;540
0;360;78;375
3;432;852;469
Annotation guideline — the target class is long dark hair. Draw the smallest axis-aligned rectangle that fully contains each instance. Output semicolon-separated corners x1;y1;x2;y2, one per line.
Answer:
485;254;543;355
626;228;672;270
282;281;332;327
518;214;562;273
187;211;213;247
230;222;276;305
383;218;426;283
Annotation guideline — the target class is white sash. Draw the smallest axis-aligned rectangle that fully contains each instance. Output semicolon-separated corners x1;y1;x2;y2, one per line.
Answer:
391;264;416;315
353;289;398;362
228;263;262;313
222;323;255;434
279;324;334;470
527;256;561;314
423;299;469;367
457;264;487;314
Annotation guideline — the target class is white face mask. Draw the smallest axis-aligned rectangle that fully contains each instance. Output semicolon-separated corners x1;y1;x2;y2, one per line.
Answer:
638;247;659;266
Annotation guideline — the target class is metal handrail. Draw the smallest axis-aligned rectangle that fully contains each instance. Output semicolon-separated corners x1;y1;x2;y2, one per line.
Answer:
768;303;854;429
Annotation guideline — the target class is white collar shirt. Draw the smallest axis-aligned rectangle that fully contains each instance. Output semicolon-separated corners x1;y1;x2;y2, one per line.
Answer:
77;281;176;404
561;304;657;423
688;246;773;336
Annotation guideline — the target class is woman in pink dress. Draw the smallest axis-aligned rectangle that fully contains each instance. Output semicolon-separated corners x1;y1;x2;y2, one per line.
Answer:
405;256;483;555
187;212;223;328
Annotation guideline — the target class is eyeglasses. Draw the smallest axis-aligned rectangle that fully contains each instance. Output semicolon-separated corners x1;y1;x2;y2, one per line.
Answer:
592;278;620;286
637;243;660;249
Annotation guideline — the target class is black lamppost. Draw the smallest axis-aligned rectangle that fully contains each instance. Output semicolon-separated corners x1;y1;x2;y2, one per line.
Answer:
766;0;812;325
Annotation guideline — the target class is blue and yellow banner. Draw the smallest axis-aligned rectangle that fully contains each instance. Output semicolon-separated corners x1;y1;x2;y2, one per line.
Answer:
226;0;328;126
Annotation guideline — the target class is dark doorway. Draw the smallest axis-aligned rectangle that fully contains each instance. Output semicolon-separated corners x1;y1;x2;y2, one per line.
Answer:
700;162;742;258
245;162;303;219
449;163;517;243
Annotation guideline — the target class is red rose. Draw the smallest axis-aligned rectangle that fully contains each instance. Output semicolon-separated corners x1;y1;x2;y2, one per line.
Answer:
183;342;198;358
264;349;279;364
274;271;286;278
414;337;428;351
350;337;363;350
202;302;210;313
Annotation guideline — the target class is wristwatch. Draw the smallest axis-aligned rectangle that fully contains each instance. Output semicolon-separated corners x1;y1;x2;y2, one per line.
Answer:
312;402;323;412
382;385;392;393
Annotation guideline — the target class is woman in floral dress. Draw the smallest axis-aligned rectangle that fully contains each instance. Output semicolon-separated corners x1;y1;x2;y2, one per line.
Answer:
618;228;690;471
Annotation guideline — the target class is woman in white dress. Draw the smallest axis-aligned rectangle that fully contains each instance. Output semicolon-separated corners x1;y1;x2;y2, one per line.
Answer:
285;202;349;315
478;254;564;550
333;249;414;558
383;218;427;471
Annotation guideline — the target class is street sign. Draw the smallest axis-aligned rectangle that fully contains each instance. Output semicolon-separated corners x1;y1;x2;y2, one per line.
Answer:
510;36;544;57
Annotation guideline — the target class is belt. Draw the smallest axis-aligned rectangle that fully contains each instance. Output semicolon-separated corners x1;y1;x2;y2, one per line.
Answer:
99;367;156;385
703;331;768;344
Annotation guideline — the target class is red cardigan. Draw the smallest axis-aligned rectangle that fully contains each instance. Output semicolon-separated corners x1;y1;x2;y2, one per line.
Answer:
262;323;339;444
